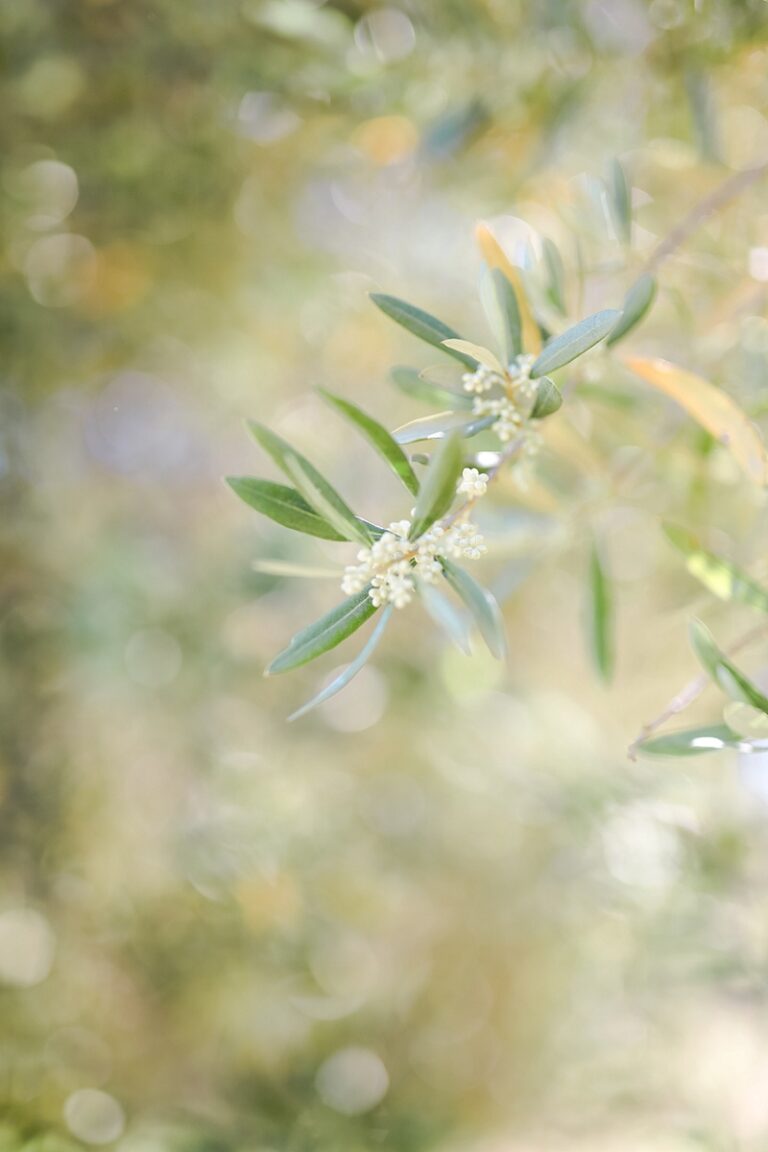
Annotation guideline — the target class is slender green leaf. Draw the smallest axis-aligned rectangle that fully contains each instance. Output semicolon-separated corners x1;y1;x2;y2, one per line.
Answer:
689;618;768;714
393;412;495;445
417;580;472;655
247;422;372;547
480;265;522;363
542;237;566;314
319;390;419;497
288;605;393;721
266;588;378;675
370;293;476;367
441;558;507;660
588;541;614;682
227;477;347;540
409;434;463;540
252;559;341;579
442;339;503;373
530;309;620;378
609;158;631;245
664;523;768;613
530;376;563;419
638;724;741;757
606;275;657;346
390;365;473;409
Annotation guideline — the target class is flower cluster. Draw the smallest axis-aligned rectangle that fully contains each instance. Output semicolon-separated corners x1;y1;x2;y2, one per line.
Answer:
472;395;525;442
341;517;486;609
457;466;489;499
462;363;505;394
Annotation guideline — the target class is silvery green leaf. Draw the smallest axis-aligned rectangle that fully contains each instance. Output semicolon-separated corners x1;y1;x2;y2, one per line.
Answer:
417;580;472;655
542;237;566;315
251;559;341;579
441;558;507;660
480;265;522;363
320;390;419;497
266;588;378;675
394;411;495;445
606;275;657;346
248;422;372;547
608;158;631;245
588;541;614;682
664;524;768;613
409;434;463;540
370;293;477;367
638;724;741;757
288;605;393;721
530;309;621;378
530;376;562;419
442;339;503;373
689;619;768;714
391;365;473;409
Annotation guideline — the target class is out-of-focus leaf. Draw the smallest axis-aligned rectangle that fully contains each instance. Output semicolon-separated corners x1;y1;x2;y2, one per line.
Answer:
421;98;489;159
608;157;631;245
370;293;476;367
320;390;419;497
542;236;566;314
393;412;495;445
686;70;721;163
266;588;378;675
441;557;507;660
530;309;620;378
287;605;393;721
391;365;473;409
689;618;768;714
530;376;563;419
409;434;463;539
227;477;347;540
248;423;373;546
638;724;741;757
475;222;542;354
606;275;657;346
624;356;768;486
480;265;522;363
664;523;768;613
442;339;503;374
723;700;768;739
251;559;341;578
417;579;472;655
587;540;614;682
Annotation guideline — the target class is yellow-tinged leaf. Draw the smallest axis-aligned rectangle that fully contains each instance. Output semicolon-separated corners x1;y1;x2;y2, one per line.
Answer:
624;356;768;486
442;339;504;374
474;222;542;355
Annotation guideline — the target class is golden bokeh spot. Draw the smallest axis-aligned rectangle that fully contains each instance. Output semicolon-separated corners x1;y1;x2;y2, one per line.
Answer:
81;242;151;315
353;116;419;167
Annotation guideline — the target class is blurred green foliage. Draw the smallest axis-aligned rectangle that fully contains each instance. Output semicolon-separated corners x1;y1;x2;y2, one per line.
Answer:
3;1;768;1150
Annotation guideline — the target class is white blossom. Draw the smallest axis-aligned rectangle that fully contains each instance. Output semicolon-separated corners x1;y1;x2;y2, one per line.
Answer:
462;363;506;394
457;467;488;499
472;394;524;442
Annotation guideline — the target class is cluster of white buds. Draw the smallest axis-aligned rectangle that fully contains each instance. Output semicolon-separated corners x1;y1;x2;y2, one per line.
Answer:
341;516;486;610
457;466;489;499
462;363;506;394
471;395;525;442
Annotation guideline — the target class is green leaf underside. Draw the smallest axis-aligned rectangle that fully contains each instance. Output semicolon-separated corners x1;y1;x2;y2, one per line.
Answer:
288;605;393;721
530;309;621;378
370;293;477;367
441;558;507;660
266;587;379;675
320;390;420;497
639;724;741;757
664;523;768;614
480;266;522;363
394;412;496;445
588;542;614;682
689;619;768;715
609;158;632;245
409;434;463;540
391;365;473;410
247;422;372;547
417;579;472;655
606;275;657;346
227;477;384;542
530;376;563;419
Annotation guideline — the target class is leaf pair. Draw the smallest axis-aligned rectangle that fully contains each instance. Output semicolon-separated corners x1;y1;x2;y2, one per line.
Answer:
664;524;768;614
689;619;768;715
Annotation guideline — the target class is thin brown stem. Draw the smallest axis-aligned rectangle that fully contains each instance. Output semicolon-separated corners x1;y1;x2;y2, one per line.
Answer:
643;160;768;276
